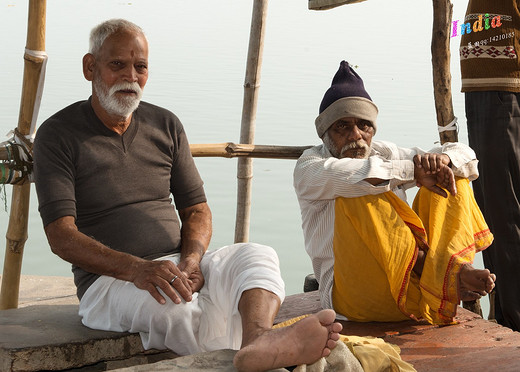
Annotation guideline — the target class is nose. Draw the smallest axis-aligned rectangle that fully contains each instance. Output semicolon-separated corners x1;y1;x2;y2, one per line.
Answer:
347;125;363;141
123;65;138;82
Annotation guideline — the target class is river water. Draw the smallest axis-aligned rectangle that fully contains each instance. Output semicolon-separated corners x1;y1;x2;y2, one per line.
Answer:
0;0;488;313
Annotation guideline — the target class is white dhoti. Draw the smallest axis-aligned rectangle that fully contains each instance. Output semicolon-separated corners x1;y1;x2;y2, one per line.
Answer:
79;243;285;355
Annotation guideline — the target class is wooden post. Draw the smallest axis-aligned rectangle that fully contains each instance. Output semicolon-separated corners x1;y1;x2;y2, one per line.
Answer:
0;0;47;309
234;0;268;243
432;0;482;316
431;0;458;144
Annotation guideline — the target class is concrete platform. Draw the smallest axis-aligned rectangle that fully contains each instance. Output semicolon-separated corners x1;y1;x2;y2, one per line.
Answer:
1;276;178;371
2;275;520;371
16;275;78;307
0;276;301;372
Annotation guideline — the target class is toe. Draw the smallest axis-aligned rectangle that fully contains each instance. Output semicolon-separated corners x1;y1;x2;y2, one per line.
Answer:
329;332;340;341
317;309;337;326
326;338;337;349
331;322;343;333
321;348;331;358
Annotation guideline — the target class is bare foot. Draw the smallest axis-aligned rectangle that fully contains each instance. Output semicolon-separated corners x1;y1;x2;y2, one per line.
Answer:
459;264;496;301
233;309;343;372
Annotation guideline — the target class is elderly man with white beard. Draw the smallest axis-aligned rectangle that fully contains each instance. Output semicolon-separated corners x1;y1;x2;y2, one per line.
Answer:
294;61;496;325
33;19;344;372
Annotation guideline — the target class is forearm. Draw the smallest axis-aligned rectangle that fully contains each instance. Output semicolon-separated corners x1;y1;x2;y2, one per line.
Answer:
46;216;198;305
179;202;212;263
45;216;145;282
295;156;410;200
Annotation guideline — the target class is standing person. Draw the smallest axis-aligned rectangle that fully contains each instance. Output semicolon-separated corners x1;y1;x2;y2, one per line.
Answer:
294;61;496;325
460;1;520;331
32;19;342;371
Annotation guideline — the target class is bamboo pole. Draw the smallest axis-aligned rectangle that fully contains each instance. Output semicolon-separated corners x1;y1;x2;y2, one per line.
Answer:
2;142;310;161
1;142;308;173
235;0;268;243
0;0;47;309
191;143;311;159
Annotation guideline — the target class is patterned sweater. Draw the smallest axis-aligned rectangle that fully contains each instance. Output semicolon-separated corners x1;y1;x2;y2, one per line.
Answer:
459;0;520;92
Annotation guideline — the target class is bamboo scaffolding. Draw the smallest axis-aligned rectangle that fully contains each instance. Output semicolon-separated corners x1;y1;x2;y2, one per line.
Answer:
235;0;268;243
0;0;47;310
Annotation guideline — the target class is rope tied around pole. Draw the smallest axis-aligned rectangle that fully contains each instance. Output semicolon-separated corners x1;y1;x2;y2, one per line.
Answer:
437;116;458;134
1;128;34;185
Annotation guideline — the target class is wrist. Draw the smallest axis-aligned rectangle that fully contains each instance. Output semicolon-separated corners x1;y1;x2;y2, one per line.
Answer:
124;256;147;282
180;248;204;267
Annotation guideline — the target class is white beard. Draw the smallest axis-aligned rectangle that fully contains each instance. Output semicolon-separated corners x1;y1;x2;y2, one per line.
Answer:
93;76;143;118
341;140;371;159
323;134;371;159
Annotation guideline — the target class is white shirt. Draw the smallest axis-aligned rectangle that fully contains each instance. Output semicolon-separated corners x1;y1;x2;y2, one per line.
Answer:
293;140;479;310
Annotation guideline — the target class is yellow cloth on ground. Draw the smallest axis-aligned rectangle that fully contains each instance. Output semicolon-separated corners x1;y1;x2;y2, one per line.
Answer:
332;178;493;324
341;335;416;372
274;315;416;372
293;342;364;372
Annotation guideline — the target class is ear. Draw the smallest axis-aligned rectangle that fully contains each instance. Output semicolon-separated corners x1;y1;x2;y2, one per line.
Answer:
82;53;95;81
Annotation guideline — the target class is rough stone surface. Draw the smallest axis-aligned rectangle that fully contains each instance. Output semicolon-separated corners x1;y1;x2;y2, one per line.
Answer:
17;275;78;307
110;349;289;372
1;276;175;371
0;303;172;371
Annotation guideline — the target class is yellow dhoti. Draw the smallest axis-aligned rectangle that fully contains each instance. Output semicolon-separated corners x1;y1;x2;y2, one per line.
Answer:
332;178;493;324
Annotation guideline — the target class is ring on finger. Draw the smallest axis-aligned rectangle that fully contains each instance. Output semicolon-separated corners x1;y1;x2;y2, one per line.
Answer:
169;275;178;285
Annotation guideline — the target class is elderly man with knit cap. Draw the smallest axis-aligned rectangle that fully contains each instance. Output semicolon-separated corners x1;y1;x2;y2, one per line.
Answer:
294;61;497;325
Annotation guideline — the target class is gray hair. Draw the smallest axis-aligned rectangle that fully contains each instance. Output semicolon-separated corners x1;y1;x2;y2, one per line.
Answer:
89;19;146;56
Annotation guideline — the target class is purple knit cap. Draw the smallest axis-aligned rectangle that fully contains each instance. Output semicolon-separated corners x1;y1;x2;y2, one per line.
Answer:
315;61;378;138
319;61;372;113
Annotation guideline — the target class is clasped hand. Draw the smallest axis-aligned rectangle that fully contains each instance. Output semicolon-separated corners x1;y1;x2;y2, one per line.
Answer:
413;153;456;198
131;257;205;305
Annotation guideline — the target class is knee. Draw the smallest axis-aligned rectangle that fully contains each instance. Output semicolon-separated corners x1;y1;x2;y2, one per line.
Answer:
234;243;279;264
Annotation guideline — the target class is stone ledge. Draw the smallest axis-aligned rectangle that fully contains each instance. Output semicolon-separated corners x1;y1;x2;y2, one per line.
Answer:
0;276;179;371
0;276;321;371
0;303;177;371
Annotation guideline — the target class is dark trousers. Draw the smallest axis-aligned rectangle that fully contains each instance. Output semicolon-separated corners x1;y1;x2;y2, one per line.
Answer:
465;91;520;332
